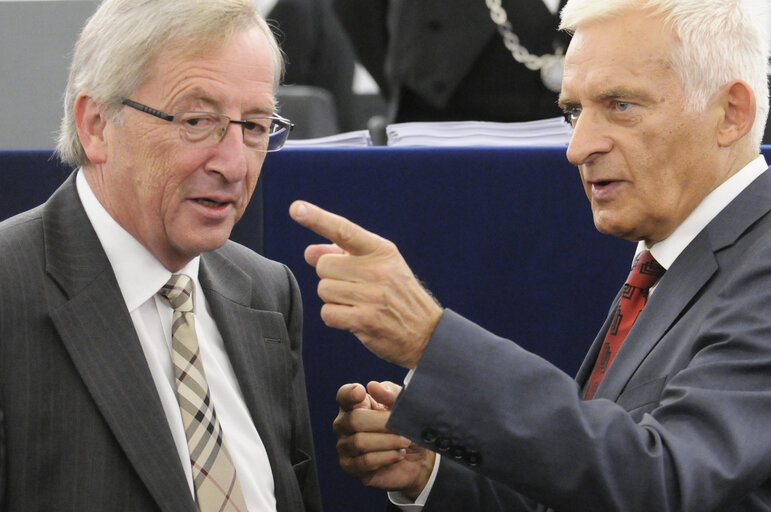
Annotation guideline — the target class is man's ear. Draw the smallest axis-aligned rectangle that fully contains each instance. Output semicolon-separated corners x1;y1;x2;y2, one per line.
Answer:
716;80;756;147
73;94;109;164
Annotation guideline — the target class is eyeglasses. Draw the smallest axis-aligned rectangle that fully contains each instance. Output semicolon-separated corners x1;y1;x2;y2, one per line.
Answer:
121;99;294;152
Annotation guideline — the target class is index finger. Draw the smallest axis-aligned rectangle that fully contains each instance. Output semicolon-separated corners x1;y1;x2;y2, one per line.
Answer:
290;200;382;256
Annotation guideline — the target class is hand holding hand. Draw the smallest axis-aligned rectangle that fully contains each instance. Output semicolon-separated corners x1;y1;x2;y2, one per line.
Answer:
334;381;436;499
290;201;443;368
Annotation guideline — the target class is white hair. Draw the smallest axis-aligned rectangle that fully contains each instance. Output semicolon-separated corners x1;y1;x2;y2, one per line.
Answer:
560;0;770;149
57;0;284;167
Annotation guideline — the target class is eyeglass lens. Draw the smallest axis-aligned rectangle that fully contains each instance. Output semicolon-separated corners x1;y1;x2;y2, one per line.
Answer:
173;112;290;151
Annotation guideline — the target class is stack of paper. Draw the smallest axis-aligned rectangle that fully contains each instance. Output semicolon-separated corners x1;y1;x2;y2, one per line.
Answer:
284;129;372;148
282;117;573;148
385;117;573;147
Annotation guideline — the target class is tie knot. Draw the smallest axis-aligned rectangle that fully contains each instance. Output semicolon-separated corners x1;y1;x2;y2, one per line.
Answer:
158;274;194;312
627;250;665;290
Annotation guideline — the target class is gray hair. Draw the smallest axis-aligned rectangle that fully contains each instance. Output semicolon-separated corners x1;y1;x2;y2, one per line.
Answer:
560;0;770;149
57;0;284;166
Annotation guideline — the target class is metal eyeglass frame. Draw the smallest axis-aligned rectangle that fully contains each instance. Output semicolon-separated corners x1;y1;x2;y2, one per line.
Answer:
121;98;294;152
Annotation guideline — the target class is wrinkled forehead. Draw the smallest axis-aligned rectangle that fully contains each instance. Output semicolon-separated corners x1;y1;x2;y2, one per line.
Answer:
132;23;276;97
563;12;676;78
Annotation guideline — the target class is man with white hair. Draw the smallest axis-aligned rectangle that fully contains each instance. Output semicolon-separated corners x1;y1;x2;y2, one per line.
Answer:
290;0;771;510
0;1;321;511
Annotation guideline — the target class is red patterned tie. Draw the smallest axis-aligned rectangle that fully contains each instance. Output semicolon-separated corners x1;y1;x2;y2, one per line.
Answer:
584;251;665;399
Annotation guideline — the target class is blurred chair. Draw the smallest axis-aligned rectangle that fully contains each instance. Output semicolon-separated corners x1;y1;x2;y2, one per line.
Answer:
277;85;339;139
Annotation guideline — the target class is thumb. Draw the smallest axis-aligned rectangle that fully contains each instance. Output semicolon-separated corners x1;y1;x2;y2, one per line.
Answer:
367;380;402;409
304;243;345;268
337;383;371;411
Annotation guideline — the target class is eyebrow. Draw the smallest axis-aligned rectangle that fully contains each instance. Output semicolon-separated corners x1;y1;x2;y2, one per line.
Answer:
173;88;219;110
557;96;576;110
175;88;274;116
558;86;656;110
597;87;647;101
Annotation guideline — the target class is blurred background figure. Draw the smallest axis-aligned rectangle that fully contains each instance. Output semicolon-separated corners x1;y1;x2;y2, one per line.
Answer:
258;0;387;137
332;0;571;123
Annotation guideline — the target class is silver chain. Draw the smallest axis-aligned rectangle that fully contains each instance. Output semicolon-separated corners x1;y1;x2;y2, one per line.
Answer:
485;0;565;92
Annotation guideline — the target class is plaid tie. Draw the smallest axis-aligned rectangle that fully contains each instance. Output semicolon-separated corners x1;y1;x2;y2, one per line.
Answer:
584;251;665;399
159;274;247;512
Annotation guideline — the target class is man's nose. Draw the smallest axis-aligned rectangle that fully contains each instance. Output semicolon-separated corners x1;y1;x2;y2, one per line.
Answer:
566;111;613;165
210;122;250;182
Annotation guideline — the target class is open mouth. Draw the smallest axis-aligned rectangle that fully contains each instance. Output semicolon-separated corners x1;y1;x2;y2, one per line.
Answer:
194;198;227;208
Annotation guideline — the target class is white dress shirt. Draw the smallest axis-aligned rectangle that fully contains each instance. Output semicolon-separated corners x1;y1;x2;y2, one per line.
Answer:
392;154;769;510
76;171;277;511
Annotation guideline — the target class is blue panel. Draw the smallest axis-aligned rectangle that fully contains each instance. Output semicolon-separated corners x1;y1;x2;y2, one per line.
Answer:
258;146;633;511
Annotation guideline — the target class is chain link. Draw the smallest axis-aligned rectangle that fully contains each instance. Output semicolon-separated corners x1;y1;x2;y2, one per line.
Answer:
485;0;563;71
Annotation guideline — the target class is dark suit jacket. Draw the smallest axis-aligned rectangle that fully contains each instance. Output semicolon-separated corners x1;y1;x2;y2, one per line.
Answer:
388;166;771;510
333;0;570;123
0;174;322;512
267;0;359;132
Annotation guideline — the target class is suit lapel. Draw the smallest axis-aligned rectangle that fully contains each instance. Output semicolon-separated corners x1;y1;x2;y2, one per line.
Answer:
582;167;771;401
575;287;624;386
594;237;717;400
43;174;195;512
198;254;289;503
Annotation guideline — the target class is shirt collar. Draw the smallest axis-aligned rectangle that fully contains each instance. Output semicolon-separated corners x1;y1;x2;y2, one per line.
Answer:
640;155;769;268
75;170;200;313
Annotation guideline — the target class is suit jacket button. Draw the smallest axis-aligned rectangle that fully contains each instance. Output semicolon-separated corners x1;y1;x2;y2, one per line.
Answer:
421;428;438;444
451;445;466;459
435;436;452;452
465;450;481;467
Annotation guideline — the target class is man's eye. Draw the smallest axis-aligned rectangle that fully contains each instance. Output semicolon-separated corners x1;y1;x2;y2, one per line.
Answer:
563;106;582;124
183;116;216;129
242;121;265;133
615;102;631;112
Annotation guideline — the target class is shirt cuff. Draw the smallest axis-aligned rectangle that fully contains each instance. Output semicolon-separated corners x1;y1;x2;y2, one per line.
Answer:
404;368;415;387
386;454;441;510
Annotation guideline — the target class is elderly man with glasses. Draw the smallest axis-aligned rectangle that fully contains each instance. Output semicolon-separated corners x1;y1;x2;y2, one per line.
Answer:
0;1;321;512
292;0;771;510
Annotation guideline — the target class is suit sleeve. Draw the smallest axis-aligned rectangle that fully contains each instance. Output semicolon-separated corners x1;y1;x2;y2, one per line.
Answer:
385;458;543;512
387;244;771;512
